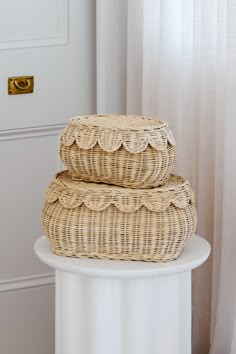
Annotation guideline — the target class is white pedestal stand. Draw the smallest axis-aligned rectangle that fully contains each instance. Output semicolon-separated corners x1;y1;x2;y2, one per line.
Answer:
35;235;210;354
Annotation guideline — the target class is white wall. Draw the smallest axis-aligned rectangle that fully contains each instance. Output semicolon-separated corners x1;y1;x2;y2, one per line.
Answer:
0;1;96;353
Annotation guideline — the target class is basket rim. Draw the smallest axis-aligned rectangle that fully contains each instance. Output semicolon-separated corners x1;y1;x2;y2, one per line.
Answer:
70;114;167;131
45;170;195;212
61;115;176;153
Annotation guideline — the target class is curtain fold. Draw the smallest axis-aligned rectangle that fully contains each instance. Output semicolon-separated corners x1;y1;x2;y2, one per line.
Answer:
94;1;236;353
210;2;236;352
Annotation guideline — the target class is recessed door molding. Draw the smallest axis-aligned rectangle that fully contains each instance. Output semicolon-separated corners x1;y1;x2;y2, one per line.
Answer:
0;0;69;50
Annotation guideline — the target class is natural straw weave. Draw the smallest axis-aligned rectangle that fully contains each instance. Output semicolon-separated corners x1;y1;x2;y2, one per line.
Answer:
42;171;197;262
60;115;176;189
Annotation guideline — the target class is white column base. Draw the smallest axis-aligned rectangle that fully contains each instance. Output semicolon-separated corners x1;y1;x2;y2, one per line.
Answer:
34;235;210;354
56;270;191;354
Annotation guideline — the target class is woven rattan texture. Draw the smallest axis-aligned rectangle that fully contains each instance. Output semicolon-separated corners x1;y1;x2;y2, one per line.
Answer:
60;143;176;188
70;114;167;131
42;171;197;262
60;115;176;188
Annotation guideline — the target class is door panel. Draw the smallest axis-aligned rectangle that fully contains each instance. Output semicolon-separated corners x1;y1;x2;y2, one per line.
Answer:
0;0;96;130
0;127;62;280
0;0;67;49
0;285;55;354
0;1;96;353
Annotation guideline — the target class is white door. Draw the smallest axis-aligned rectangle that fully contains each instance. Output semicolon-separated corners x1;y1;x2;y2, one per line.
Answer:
0;1;95;353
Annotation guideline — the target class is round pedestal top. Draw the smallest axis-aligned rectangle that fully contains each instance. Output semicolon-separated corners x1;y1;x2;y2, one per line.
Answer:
34;235;210;279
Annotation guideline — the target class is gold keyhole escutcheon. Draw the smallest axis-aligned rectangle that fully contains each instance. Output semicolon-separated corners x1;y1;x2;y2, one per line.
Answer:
8;76;34;95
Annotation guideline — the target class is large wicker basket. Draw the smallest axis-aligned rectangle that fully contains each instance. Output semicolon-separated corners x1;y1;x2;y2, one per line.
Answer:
60;115;176;189
42;170;197;262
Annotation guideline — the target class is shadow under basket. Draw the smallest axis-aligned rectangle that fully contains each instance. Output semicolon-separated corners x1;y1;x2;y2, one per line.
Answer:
42;171;197;262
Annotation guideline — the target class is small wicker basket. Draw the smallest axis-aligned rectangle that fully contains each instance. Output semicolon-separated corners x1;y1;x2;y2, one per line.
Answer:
42;170;197;262
60;115;176;189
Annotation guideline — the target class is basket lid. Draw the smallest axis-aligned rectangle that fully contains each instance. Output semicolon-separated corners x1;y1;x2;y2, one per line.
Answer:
61;114;175;153
45;171;194;213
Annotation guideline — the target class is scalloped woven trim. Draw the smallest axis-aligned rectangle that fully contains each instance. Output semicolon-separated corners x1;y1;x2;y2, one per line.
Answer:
61;115;176;153
45;171;194;213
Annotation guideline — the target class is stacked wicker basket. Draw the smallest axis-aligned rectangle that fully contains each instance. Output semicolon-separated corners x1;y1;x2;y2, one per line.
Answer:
42;114;197;262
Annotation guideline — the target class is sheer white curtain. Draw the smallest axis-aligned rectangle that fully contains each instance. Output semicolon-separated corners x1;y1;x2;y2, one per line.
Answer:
95;0;236;353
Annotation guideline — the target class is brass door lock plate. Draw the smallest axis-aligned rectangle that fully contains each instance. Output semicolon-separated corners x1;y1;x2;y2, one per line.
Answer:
8;76;34;95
